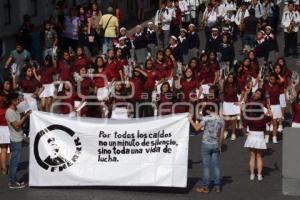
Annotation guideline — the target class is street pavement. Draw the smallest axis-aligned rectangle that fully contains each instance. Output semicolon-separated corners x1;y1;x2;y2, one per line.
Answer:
0;22;299;200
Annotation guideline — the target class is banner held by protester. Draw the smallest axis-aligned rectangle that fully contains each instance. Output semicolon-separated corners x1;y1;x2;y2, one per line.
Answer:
29;111;189;187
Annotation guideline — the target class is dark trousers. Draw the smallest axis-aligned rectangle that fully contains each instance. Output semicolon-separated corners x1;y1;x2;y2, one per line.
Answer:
140;91;155;117
62;37;79;52
284;32;297;56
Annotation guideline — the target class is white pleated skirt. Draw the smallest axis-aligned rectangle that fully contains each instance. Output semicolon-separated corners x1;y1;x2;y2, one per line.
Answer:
111;107;129;119
97;87;109;101
271;104;282;119
279;93;287;108
223;101;240;116
244;131;267;150
0;126;10;144
292;122;300;128
40;83;55;98
23;93;38;111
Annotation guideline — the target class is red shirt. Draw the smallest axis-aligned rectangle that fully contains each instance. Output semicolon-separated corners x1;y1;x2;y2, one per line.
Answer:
263;83;281;105
79;77;94;97
198;65;214;84
106;60;118;81
58;92;79;114
245;100;271;131
237;74;247;92
0;96;7;126
73;57;90;73
38;66;56;84
153;61;165;80
223;84;239;102
247;116;271;131
58;59;72;81
180;79;198;102
158;93;173;115
94;70;108;88
209;61;220;72
144;70;158;91
250;61;259;77
164;57;174;78
130;78;144;100
19;78;41;93
292;102;300;123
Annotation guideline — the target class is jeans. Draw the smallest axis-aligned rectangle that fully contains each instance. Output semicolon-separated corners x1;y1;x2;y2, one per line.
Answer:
8;142;22;183
284;32;297;55
201;143;221;188
242;33;256;48
162;30;170;49
102;37;112;54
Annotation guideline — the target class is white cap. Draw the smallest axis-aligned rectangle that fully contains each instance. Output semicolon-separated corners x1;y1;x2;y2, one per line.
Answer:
148;21;154;25
189;23;195;28
119;36;127;41
180;28;187;33
212;27;219;31
170;35;177;41
120;27;127;32
265;26;272;30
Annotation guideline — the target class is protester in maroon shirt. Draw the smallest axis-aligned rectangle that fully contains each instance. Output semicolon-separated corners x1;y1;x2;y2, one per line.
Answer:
274;64;290;131
77;66;94;117
93;56;109;118
106;49;118;82
157;82;173;116
0;83;10;174
198;53;214;86
73;46;91;73
109;81;130;119
263;74;282;143
208;51;220;85
13;66;41;111
115;48;127;81
247;51;259;76
127;66;145;118
15;66;41;94
164;48;175;79
175;68;197;113
94;56;108;90
153;50;166;81
36;56;57;111
136;59;159;117
221;73;240;140
292;91;300;127
58;50;72;81
244;88;271;181
276;57;292;79
58;81;79;115
235;62;248;93
177;68;198;102
188;58;199;75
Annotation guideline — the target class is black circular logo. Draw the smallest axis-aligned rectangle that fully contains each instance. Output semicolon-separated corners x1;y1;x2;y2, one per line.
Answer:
34;125;82;172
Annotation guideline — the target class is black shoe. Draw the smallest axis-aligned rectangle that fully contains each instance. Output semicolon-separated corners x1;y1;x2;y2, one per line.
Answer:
8;182;26;189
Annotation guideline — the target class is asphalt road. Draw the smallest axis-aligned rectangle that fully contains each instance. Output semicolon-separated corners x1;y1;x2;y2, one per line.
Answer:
0;22;299;200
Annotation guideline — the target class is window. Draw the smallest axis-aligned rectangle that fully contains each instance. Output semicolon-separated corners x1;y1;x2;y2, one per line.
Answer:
30;0;38;17
3;0;11;26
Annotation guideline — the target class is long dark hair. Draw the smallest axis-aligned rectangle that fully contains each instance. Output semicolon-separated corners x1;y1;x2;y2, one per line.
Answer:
183;67;195;80
224;72;238;94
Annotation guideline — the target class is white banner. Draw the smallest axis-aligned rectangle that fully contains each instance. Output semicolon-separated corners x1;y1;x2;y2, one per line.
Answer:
29;111;190;187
